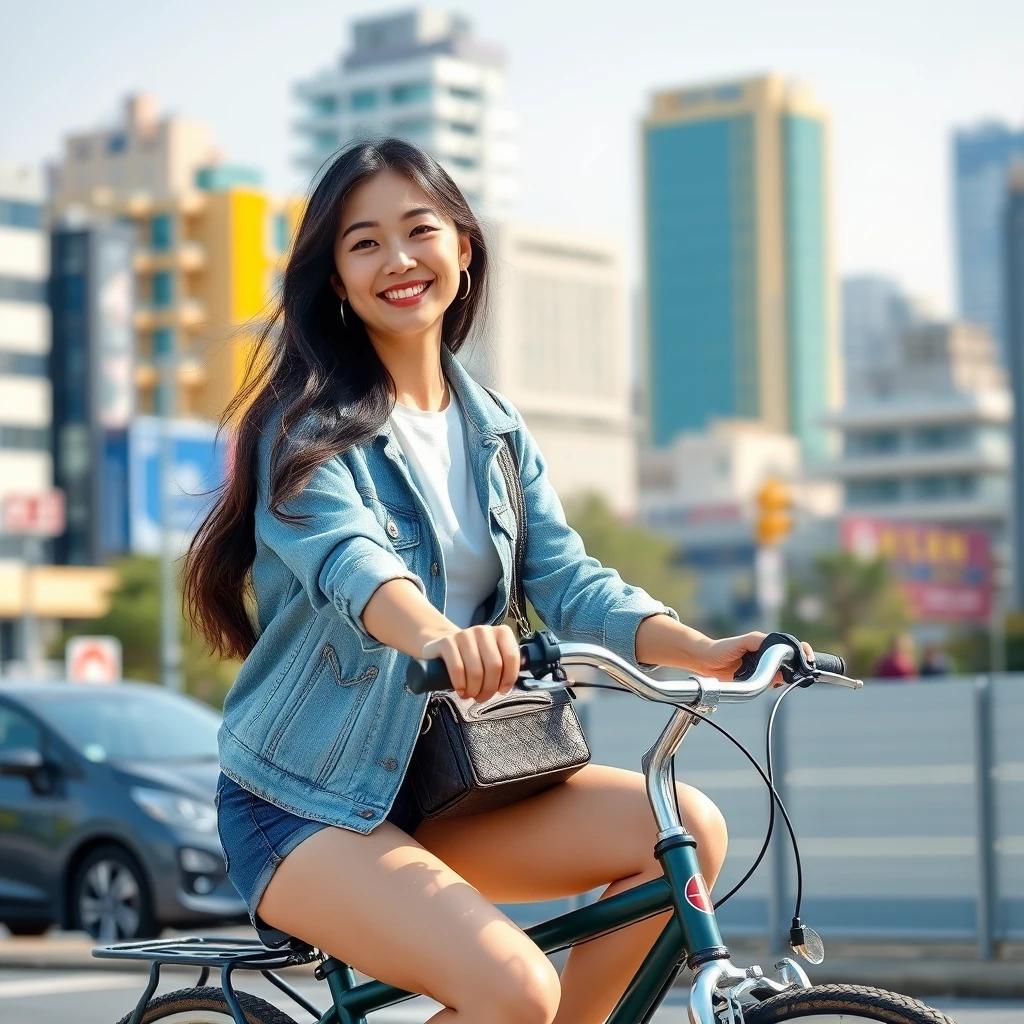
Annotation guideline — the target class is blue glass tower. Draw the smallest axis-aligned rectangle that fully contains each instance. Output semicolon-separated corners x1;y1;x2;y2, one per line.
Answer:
953;122;1024;364
643;75;836;463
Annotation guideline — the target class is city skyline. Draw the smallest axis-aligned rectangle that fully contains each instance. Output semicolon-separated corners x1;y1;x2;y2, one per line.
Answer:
3;0;1023;317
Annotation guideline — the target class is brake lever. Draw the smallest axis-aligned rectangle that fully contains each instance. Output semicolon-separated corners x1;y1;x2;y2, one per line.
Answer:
814;671;864;689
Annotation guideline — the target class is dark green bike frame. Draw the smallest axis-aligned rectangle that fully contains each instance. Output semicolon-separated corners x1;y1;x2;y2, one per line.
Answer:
94;831;726;1024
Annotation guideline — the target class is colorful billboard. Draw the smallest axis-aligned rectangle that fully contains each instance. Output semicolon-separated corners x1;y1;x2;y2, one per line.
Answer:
841;516;993;622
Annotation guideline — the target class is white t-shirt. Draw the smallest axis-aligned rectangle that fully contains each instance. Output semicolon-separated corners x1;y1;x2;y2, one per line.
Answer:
388;387;502;629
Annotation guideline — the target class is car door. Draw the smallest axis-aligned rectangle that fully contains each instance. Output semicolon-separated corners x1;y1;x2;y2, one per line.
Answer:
0;700;67;918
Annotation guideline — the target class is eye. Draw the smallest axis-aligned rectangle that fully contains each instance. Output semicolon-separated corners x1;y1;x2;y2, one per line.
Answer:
350;224;437;252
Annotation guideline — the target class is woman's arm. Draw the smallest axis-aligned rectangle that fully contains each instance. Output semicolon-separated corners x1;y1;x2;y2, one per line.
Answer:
360;576;457;659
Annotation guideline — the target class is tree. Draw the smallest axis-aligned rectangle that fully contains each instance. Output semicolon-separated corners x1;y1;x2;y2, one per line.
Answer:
780;550;912;674
52;555;240;709
560;491;695;626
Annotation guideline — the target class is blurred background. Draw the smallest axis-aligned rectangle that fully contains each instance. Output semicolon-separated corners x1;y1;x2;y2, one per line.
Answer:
0;1;1021;1014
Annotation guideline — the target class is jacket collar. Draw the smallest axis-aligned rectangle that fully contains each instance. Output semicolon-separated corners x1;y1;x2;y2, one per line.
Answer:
372;344;517;444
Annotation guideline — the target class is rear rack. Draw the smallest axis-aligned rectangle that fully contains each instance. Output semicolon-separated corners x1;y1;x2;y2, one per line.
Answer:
92;933;319;969
92;935;323;1024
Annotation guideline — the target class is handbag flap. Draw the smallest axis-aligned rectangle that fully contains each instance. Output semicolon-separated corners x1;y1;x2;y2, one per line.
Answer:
432;687;565;724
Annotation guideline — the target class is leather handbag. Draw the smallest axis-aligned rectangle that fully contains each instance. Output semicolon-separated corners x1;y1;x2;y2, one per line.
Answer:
408;390;591;820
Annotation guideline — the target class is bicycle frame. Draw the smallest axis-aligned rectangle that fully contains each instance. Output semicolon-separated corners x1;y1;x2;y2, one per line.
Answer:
94;642;818;1024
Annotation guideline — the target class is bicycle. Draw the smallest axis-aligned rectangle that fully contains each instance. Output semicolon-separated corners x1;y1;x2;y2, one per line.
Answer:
94;630;958;1024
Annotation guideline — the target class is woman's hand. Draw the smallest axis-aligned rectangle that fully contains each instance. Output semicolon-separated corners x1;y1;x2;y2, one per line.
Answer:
420;624;522;703
693;632;815;688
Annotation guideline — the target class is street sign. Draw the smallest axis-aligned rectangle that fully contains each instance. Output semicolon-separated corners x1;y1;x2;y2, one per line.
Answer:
2;490;66;536
66;636;123;685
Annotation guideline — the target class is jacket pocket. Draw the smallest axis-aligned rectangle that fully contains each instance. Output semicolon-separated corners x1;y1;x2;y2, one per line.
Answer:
312;657;378;786
262;641;378;783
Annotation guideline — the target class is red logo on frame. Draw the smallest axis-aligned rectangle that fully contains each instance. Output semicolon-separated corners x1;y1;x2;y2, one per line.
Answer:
684;874;713;913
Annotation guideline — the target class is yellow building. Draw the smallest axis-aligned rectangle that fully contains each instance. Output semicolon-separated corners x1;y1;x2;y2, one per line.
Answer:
126;181;304;419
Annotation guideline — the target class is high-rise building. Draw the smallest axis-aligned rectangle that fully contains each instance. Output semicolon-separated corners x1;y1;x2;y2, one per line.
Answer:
460;221;640;514
0;164;116;671
953;121;1024;363
1005;163;1024;608
0;163;51;557
49;219;136;565
642;74;839;463
841;275;920;404
48;94;303;422
293;8;518;217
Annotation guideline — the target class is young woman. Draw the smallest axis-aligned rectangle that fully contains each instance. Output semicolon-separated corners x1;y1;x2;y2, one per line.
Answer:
184;138;809;1024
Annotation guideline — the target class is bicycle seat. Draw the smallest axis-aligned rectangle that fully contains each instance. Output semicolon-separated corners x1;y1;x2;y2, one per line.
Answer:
254;920;316;956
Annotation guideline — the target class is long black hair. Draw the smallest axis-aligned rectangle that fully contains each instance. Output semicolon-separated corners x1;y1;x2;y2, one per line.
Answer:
183;137;491;660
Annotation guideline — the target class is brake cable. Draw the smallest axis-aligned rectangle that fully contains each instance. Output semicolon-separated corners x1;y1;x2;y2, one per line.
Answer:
567;676;803;905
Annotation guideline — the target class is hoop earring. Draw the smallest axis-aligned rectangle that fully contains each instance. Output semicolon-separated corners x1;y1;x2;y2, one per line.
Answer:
458;267;471;300
339;298;346;327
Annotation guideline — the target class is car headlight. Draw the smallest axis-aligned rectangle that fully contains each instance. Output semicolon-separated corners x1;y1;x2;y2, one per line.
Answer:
131;787;217;833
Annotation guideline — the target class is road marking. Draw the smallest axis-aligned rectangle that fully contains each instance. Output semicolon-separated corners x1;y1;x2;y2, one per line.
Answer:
0;972;141;999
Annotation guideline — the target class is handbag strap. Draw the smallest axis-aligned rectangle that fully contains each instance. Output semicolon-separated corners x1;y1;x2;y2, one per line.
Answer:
481;386;531;639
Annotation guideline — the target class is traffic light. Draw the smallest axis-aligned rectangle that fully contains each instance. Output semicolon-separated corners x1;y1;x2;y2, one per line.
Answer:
755;478;792;546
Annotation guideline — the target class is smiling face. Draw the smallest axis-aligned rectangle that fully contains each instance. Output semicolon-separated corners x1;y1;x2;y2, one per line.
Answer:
331;169;471;346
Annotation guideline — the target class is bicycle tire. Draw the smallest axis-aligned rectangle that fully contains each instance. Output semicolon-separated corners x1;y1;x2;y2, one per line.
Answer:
113;985;300;1024
739;984;957;1024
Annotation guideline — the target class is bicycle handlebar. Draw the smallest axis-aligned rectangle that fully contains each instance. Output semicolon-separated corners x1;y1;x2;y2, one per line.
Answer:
404;630;862;704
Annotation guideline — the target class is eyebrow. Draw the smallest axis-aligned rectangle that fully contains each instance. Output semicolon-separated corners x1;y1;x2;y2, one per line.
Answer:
340;206;438;240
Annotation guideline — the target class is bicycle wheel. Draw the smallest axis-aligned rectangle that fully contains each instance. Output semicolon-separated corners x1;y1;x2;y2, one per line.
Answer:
114;985;299;1024
740;984;957;1024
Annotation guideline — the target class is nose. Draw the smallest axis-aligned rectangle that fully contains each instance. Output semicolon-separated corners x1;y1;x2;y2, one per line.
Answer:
382;245;416;275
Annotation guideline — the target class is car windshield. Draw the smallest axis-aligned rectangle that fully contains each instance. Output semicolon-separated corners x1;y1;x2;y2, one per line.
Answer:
21;686;221;763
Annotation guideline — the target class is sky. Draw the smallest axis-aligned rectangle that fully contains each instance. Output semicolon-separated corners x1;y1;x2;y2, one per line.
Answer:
2;0;1022;316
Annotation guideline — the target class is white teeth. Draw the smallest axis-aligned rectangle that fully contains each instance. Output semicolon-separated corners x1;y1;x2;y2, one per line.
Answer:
383;282;429;301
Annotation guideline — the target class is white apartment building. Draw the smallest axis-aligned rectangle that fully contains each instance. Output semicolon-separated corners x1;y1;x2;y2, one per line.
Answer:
459;220;639;516
826;321;1012;542
0;163;52;557
293;8;518;217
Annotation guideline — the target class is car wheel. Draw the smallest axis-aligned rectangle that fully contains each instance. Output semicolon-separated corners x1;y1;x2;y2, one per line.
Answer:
71;843;159;940
4;920;51;936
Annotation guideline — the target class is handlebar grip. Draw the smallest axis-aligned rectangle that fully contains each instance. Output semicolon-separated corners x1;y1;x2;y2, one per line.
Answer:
403;629;565;696
404;657;454;695
812;651;846;676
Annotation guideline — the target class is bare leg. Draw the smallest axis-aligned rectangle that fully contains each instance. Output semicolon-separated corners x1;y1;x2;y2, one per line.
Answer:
414;763;729;1024
255;819;561;1023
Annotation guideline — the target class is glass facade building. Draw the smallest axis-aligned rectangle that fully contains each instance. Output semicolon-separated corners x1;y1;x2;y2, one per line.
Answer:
953;122;1024;363
643;76;836;463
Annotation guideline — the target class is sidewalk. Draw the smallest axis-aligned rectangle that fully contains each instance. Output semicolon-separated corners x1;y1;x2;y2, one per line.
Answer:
0;928;1020;999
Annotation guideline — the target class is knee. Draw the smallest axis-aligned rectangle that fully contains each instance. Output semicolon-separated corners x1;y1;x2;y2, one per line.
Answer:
481;953;561;1024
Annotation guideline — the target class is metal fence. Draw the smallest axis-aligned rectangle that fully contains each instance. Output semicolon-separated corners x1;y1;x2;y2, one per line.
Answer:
500;672;1024;958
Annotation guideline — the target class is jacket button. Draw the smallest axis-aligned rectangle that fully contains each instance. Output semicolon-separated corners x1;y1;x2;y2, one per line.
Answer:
380;757;399;772
356;808;377;820
386;520;399;539
430;561;440;576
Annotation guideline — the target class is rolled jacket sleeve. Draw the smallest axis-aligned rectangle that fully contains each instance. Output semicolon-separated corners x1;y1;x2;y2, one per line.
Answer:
503;401;681;672
254;423;426;650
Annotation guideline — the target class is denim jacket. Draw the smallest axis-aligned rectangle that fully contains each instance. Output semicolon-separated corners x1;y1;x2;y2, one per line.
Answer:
217;343;680;832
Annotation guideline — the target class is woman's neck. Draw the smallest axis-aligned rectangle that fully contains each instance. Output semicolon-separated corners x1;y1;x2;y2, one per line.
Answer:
368;327;449;412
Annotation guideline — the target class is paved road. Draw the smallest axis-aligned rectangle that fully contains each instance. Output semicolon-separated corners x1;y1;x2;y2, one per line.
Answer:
0;967;1016;1022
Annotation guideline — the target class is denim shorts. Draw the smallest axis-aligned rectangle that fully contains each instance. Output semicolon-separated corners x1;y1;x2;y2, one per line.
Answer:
215;758;424;933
